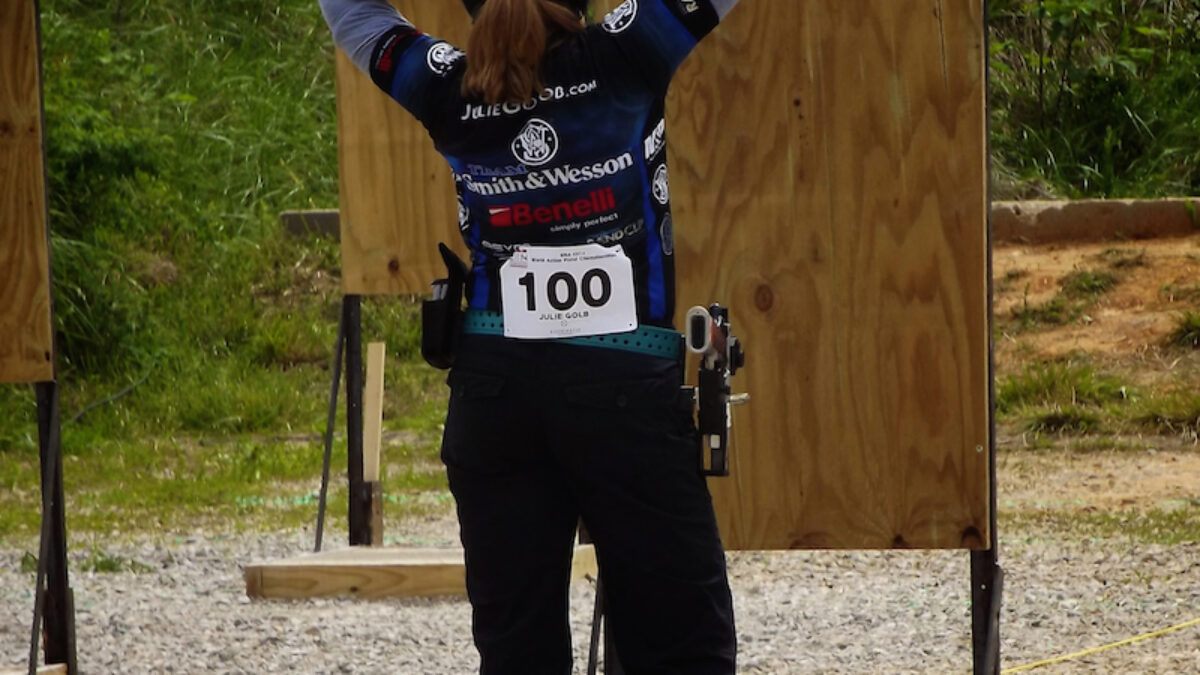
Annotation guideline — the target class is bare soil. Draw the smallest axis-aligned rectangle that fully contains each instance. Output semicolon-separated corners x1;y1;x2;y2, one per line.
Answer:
993;235;1200;360
992;234;1200;518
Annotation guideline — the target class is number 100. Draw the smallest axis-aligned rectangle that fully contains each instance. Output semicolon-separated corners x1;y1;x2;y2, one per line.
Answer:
518;269;613;312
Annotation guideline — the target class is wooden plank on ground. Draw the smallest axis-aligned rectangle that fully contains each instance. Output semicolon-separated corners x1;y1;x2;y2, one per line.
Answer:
0;0;54;384
655;0;991;550
245;545;598;600
0;666;68;675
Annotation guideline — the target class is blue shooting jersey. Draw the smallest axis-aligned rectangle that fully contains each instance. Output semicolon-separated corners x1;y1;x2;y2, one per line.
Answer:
353;1;724;327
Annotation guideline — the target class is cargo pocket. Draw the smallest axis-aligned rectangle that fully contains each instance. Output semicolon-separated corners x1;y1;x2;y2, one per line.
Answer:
441;369;510;472
563;374;684;441
447;368;505;401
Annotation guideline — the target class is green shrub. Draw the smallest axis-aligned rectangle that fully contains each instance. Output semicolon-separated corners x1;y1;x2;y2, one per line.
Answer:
36;0;340;380
990;0;1200;198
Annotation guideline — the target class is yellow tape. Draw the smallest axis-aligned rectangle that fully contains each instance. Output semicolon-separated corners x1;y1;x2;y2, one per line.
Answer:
1002;616;1200;673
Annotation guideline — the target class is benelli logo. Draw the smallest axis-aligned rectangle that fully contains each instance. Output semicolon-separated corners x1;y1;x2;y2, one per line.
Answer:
489;188;617;227
603;0;638;33
462;152;635;196
644;118;666;160
426;42;464;75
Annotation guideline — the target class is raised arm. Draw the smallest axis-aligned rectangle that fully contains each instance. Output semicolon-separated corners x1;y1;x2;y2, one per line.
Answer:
711;0;741;20
318;0;413;74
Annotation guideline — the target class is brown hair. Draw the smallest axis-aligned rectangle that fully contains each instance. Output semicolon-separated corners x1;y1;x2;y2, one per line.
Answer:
462;0;585;105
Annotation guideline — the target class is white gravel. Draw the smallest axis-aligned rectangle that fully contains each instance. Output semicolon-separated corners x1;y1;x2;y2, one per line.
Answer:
2;507;1199;674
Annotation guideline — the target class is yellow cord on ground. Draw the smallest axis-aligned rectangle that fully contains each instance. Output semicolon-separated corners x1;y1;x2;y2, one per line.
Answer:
1001;616;1200;673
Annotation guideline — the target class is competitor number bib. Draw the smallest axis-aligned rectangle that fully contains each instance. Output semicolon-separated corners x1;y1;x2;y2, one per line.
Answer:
499;244;638;339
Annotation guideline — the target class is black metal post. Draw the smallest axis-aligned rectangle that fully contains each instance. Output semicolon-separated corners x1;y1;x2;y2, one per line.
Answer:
315;305;347;553
972;1;1004;671
34;381;77;674
343;295;369;546
970;416;1003;674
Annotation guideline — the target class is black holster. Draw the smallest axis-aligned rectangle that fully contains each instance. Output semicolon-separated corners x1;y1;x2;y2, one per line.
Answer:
421;243;469;370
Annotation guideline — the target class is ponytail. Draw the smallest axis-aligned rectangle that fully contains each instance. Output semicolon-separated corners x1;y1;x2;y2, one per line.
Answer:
462;0;584;105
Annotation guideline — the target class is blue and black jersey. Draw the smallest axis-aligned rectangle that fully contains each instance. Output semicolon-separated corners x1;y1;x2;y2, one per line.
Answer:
322;0;734;327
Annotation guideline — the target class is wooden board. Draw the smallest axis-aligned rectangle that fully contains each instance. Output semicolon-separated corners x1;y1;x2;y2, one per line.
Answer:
245;545;598;600
0;666;68;675
660;0;991;550
0;0;55;384
335;1;471;295
334;1;991;551
363;342;387;483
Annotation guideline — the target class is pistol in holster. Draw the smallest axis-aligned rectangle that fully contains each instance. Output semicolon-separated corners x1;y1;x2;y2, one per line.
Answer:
421;243;469;370
684;304;749;477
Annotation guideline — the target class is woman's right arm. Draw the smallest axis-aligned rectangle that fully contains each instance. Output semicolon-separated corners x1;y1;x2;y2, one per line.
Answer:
320;0;465;121
319;0;413;75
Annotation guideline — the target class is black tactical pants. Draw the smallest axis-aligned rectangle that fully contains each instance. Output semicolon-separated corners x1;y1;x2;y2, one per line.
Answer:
441;334;737;675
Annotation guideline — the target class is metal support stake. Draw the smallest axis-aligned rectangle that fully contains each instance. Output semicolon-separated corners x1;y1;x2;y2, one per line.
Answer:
33;381;77;674
971;372;1004;675
971;549;1003;675
343;295;369;546
973;53;1004;665
972;4;1004;667
315;305;347;553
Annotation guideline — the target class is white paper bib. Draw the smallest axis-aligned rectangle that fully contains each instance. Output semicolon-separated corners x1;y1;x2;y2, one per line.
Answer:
498;244;638;339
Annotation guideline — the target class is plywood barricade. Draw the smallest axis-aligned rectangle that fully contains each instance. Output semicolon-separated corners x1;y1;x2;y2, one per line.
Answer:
334;2;470;295
1;0;55;384
334;1;990;551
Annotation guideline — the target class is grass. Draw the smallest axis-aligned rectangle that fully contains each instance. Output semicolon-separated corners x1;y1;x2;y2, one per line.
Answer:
1027;406;1101;435
1060;269;1118;298
0;433;446;541
996;360;1128;414
1003;504;1200;546
1134;394;1200;437
1007;267;1121;332
994;356;1200;440
1167;312;1200;348
0;231;449;544
1097;248;1147;270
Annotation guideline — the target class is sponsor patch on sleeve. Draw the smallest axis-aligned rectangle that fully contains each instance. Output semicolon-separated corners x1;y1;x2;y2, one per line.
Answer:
663;0;720;40
369;25;424;91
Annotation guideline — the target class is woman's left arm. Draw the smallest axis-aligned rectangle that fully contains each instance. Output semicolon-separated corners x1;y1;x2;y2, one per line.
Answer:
319;0;413;75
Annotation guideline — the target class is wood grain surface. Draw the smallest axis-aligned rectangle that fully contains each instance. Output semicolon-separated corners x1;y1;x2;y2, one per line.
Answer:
664;0;991;550
335;1;991;550
244;545;598;600
335;1;471;295
0;0;54;384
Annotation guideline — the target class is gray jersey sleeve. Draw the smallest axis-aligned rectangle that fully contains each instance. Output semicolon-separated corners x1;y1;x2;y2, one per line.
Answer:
318;0;413;74
711;0;740;20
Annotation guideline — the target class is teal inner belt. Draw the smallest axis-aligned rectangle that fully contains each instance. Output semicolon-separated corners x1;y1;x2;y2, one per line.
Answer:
462;309;683;360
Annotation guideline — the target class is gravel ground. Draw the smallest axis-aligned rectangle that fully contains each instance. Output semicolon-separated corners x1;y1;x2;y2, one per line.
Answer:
2;508;1199;674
